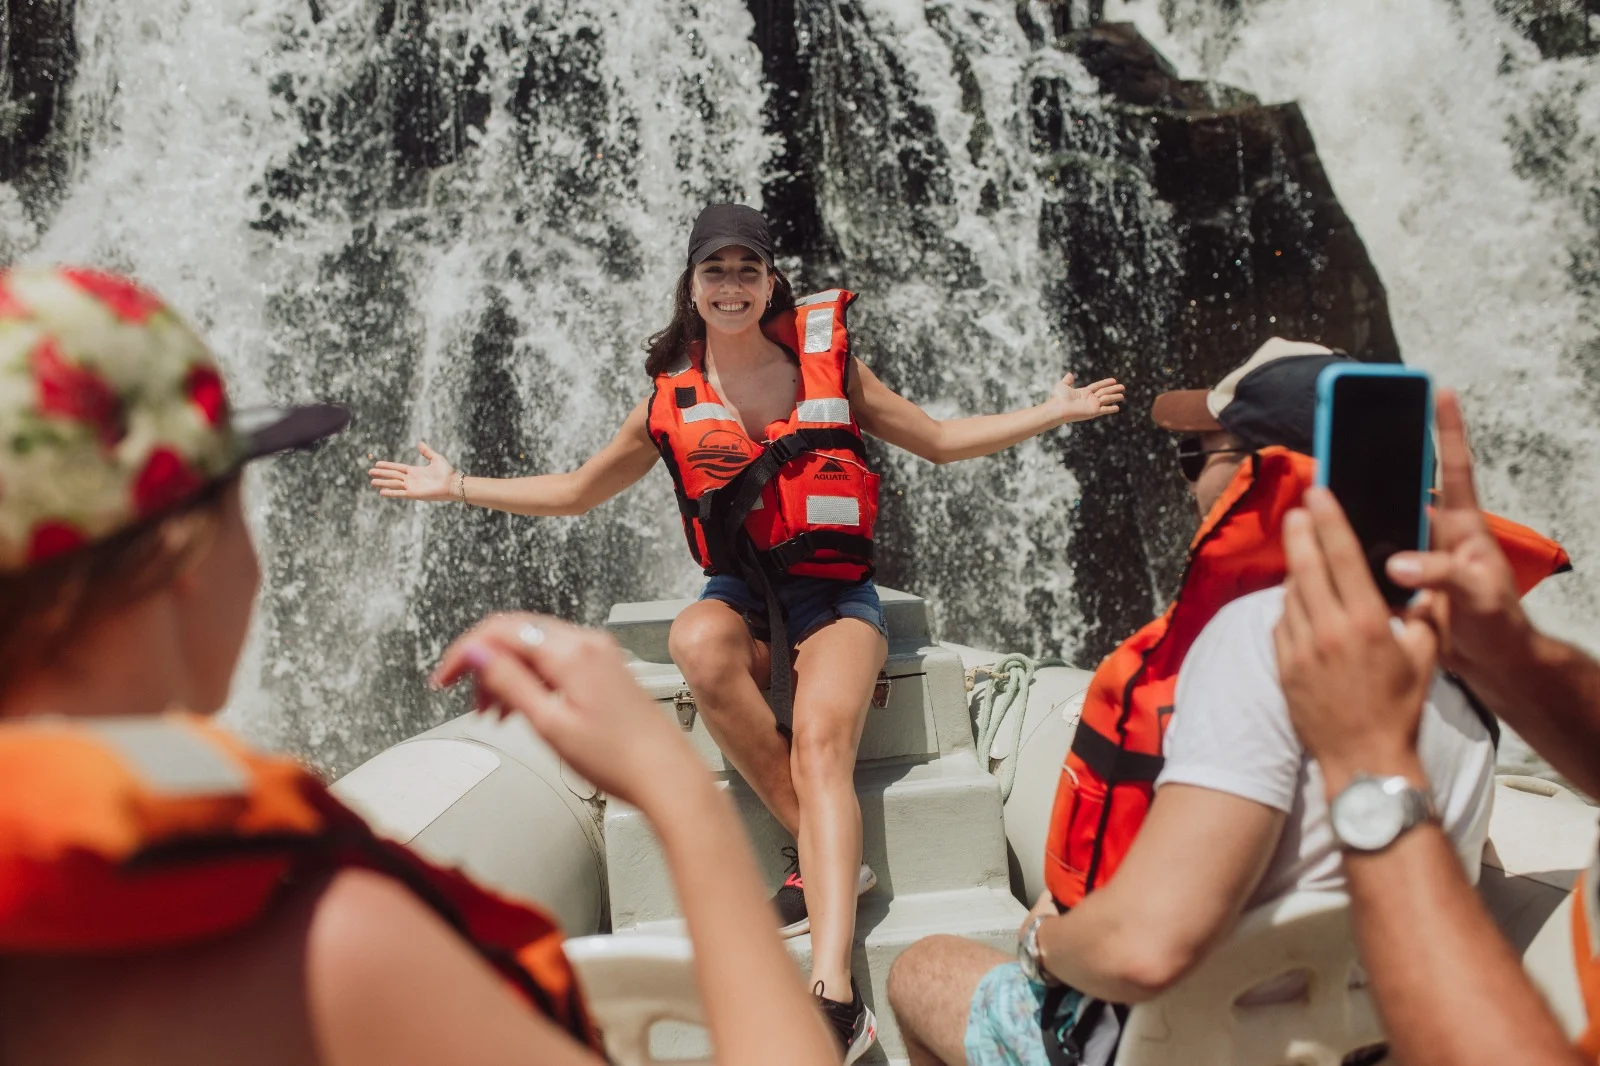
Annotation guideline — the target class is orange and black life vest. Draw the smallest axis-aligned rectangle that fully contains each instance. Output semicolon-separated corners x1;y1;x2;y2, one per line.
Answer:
1043;446;1572;908
647;289;880;582
0;713;599;1049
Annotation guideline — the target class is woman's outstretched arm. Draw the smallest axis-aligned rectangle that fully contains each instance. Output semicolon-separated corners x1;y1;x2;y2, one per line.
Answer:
847;357;1123;465
367;400;659;516
434;615;840;1066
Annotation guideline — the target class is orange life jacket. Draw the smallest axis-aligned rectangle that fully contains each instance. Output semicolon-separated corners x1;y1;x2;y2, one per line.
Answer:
1572;858;1600;1058
0;712;599;1049
647;289;879;582
1043;447;1573;907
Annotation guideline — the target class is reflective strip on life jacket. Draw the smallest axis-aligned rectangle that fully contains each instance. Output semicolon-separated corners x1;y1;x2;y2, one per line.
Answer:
647;289;880;582
0;713;600;1050
1042;447;1572;909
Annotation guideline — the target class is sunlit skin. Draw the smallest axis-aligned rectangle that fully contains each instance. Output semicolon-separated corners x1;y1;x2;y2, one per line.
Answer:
367;243;1127;1005
1190;429;1250;518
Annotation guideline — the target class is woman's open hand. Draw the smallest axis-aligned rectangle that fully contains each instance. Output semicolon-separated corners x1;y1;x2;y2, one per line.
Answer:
432;613;700;811
368;442;456;502
1052;373;1125;424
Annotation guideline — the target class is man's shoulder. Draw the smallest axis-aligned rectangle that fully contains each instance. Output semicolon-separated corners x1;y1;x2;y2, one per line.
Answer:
1196;585;1287;643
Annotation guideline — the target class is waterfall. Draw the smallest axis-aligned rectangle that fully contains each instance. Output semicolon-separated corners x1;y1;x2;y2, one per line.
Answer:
1107;0;1600;777
5;0;1589;776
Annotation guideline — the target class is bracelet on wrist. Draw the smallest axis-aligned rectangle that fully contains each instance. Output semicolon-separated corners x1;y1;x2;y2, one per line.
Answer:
455;471;468;505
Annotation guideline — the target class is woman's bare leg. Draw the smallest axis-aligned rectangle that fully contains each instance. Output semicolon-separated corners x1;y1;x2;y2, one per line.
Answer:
669;599;799;835
790;617;887;999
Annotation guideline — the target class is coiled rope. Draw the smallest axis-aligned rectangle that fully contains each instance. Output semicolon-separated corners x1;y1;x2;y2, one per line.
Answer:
972;653;1069;803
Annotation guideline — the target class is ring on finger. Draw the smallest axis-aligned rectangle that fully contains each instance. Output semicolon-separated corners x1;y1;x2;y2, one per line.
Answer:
517;622;547;649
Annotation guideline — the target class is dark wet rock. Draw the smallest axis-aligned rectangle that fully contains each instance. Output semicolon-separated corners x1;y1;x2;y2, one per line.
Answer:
748;10;1397;659
0;0;75;241
1496;0;1600;60
1048;24;1396;654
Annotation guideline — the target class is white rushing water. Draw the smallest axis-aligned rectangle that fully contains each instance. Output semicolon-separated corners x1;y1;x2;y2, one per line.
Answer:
1106;0;1600;776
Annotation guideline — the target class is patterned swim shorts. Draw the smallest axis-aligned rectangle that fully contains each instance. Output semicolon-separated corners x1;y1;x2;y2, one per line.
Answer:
964;964;1119;1066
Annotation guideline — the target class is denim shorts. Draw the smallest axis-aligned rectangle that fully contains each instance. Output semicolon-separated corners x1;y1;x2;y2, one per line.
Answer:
698;574;887;647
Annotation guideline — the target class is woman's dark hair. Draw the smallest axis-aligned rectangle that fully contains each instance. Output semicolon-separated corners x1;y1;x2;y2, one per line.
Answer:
643;263;796;378
0;474;239;695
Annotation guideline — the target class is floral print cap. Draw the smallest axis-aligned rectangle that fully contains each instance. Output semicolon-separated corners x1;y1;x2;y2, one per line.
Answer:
0;266;347;573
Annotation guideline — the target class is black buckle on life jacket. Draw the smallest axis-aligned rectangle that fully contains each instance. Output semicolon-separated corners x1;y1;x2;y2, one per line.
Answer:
763;433;807;467
764;531;875;573
1069;722;1165;784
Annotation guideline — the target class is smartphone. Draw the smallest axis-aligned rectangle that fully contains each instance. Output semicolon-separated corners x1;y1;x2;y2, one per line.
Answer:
1313;364;1434;607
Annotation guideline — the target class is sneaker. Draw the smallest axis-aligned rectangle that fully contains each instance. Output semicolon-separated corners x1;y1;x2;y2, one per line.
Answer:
772;846;878;938
815;979;877;1066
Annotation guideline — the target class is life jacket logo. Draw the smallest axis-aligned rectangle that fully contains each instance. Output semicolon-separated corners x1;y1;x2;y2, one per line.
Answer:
687;429;755;482
815;458;853;482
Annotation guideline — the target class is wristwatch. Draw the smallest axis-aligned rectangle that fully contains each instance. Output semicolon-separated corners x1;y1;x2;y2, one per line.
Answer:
1018;914;1062;987
1329;774;1436;853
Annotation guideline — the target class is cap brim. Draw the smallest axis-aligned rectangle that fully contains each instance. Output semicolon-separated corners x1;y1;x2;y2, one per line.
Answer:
1150;390;1222;432
236;403;350;461
689;238;773;266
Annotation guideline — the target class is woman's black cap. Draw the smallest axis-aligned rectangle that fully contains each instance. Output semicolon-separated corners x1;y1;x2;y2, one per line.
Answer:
687;204;774;266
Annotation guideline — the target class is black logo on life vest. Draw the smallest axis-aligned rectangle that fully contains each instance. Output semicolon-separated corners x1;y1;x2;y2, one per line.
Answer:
815;458;852;483
688;429;755;482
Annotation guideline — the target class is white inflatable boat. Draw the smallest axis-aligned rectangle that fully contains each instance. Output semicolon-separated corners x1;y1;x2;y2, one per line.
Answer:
332;588;1597;1065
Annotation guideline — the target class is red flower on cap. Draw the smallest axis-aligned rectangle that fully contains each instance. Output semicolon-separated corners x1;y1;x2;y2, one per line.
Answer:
60;268;165;324
26;521;88;566
0;277;28;319
133;448;204;517
32;338;126;448
185;364;227;426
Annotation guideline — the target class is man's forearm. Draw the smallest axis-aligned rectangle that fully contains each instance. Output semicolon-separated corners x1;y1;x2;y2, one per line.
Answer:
1343;818;1581;1066
1466;631;1600;799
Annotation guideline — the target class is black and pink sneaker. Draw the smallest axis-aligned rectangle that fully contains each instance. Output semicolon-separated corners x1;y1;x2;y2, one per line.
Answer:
772;846;877;938
815;978;877;1066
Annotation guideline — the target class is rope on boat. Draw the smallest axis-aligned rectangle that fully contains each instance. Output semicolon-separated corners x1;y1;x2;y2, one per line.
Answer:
972;653;1069;803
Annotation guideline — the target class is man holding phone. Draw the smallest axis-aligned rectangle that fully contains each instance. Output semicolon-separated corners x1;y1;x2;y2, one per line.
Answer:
887;339;1566;1066
1276;390;1593;1066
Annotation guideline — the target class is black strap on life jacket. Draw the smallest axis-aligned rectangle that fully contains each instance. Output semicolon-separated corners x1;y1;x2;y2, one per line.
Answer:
1068;721;1165;785
697;427;868;578
764;530;874;573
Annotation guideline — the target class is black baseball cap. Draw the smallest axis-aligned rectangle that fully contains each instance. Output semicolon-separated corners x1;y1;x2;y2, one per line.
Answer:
687;203;774;267
1151;337;1352;455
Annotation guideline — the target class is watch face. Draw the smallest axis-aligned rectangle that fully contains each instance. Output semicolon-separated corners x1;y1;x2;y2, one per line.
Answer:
1333;778;1407;851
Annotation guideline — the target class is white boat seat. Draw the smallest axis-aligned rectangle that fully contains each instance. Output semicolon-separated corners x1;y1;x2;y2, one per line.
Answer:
563;934;709;1066
1116;890;1383;1066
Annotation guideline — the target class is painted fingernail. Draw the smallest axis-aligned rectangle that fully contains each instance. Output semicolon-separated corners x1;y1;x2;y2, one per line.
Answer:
462;644;493;671
1388;556;1422;580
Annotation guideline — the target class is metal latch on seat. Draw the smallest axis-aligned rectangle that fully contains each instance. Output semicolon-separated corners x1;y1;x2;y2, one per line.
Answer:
872;673;892;709
673;688;697;730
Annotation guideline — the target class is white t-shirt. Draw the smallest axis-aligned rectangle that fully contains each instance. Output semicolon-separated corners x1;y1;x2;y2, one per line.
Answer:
1156;586;1496;909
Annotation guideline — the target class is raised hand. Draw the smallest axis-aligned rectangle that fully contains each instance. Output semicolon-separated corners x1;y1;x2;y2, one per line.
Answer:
1275;488;1439;787
1385;391;1531;679
1052;373;1125;424
368;441;457;502
432;613;700;811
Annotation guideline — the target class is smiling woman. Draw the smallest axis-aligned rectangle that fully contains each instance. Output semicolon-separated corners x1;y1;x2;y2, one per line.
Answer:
367;202;1127;1064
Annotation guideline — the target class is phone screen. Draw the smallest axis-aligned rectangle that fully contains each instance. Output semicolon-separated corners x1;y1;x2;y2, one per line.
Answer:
1324;373;1431;607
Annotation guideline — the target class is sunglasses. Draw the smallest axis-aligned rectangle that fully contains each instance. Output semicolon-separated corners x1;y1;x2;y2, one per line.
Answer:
1176;437;1251;483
